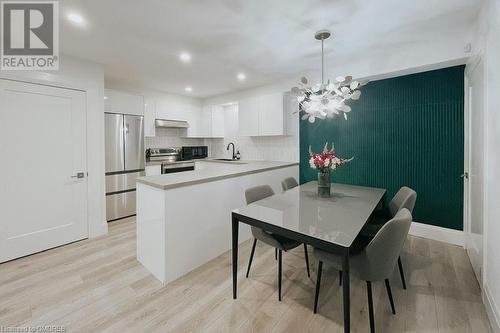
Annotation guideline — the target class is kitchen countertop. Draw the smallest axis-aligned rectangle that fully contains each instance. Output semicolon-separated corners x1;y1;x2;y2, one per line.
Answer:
137;160;298;190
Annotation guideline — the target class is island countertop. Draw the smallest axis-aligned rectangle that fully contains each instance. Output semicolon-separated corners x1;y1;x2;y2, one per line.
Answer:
136;160;298;190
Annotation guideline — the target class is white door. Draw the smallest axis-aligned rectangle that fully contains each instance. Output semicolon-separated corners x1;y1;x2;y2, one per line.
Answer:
465;57;485;285
0;79;88;263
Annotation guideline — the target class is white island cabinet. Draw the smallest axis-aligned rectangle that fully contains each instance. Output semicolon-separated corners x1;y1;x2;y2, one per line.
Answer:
136;160;298;284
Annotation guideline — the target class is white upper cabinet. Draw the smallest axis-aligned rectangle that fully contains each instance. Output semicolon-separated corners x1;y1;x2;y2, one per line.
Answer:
238;97;260;136
259;93;284;136
238;92;296;136
104;89;144;116
190;105;224;138
211;105;225;137
197;106;213;137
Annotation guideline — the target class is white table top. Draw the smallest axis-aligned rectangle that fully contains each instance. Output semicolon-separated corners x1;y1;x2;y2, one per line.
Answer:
233;181;386;248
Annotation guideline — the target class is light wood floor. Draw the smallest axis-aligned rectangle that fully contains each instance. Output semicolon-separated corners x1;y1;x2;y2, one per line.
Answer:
0;217;491;333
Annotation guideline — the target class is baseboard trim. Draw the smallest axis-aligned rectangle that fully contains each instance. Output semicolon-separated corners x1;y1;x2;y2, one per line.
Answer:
409;221;464;246
484;284;500;333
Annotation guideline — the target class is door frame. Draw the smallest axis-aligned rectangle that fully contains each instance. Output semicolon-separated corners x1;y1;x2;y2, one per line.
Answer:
463;72;470;245
464;54;486;286
0;77;91;242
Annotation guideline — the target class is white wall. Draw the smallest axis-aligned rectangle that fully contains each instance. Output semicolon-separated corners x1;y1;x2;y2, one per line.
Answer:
478;0;500;331
0;54;107;238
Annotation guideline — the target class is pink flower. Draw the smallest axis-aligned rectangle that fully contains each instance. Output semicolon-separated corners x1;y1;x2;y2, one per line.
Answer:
308;142;353;172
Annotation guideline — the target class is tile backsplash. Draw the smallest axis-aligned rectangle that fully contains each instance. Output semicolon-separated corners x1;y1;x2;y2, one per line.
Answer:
145;128;204;149
206;136;298;162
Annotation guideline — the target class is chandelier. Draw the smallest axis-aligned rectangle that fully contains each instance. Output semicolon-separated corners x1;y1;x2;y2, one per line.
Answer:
291;30;362;123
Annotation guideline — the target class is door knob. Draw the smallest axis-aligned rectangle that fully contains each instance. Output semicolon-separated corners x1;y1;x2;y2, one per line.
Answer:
71;172;85;179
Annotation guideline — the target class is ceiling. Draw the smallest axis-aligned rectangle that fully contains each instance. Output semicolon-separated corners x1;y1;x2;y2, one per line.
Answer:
60;0;482;98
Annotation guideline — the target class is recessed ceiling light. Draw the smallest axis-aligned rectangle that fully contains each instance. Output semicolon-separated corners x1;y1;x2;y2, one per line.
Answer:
179;52;192;63
104;96;109;100
185;86;193;93
237;73;246;81
67;12;86;26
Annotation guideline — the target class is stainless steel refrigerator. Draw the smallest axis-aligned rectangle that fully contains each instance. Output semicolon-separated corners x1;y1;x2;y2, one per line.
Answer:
105;113;144;221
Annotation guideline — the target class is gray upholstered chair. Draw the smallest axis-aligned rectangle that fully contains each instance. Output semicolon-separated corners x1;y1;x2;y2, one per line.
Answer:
281;177;298;191
245;185;310;301
371;186;417;226
313;209;412;333
360;186;417;289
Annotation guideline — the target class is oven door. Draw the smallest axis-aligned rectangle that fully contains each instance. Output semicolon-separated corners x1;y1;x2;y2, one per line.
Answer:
162;162;195;174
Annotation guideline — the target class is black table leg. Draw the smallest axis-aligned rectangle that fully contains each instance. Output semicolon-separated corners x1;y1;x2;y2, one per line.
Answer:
232;214;239;299
342;248;350;333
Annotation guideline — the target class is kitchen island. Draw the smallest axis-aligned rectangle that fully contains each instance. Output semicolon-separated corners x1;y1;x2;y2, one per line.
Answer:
136;160;299;284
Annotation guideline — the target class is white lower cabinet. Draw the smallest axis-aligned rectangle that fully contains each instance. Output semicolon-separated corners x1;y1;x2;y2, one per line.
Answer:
145;165;162;176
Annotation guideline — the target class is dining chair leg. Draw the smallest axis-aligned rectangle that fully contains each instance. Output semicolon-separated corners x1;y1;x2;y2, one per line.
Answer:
313;260;323;314
385;279;396;314
278;249;283;301
275;248;277;260
339;270;342;286
303;244;310;278
398;256;407;290
366;281;375;333
245;238;257;278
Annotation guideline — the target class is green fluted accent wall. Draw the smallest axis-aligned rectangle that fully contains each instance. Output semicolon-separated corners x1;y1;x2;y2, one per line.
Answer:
299;66;465;230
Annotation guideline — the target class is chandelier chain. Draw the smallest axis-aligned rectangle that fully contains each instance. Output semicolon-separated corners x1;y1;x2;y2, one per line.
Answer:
321;39;324;85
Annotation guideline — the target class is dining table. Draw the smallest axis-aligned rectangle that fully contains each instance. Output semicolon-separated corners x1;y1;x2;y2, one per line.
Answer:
231;181;386;333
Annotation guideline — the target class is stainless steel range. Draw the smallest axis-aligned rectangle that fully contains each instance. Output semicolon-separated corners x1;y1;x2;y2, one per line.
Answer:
146;148;195;174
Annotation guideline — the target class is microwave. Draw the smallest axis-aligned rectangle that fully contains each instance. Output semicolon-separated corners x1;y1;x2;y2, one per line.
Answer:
181;146;208;160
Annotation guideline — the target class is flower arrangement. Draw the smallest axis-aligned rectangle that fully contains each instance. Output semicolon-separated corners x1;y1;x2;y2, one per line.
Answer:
309;142;353;172
309;142;353;197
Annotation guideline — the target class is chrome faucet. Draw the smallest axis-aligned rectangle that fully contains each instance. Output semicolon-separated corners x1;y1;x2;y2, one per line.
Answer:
226;142;236;160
